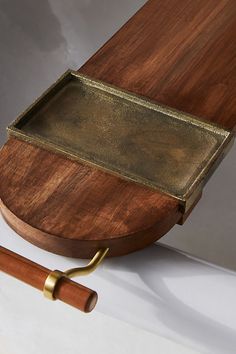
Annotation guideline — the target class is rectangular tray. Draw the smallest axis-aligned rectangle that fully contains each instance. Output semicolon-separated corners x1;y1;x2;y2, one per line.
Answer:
8;70;233;212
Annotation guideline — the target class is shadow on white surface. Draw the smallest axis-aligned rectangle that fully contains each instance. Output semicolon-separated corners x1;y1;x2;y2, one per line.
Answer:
97;246;236;353
1;215;236;354
0;266;201;354
0;0;66;51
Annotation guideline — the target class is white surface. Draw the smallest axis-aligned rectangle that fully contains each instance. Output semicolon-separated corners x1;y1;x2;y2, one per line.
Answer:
1;216;236;354
0;270;201;354
0;1;236;353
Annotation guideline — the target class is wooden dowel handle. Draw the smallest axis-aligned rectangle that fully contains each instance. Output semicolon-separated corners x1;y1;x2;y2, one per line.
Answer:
0;246;98;312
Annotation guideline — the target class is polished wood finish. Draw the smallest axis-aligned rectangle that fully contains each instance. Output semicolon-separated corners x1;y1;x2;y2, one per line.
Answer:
0;138;179;257
0;245;97;312
81;0;236;132
1;0;235;257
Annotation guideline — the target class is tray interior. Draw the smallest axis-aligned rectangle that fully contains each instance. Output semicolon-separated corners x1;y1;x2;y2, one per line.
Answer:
8;71;232;208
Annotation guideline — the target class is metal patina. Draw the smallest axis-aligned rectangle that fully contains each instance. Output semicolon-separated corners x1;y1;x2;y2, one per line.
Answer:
8;70;234;212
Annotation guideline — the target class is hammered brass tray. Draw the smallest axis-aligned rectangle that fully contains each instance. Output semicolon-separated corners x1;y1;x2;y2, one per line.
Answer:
8;70;232;211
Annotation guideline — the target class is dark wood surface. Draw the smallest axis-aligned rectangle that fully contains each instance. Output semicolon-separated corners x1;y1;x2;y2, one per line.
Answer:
0;137;180;257
81;0;236;132
0;0;235;257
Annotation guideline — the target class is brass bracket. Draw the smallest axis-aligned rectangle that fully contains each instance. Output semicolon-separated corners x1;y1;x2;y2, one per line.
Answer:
43;248;109;301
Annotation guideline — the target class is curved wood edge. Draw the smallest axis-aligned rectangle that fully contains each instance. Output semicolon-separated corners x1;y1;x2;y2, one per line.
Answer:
0;198;181;258
0;137;182;257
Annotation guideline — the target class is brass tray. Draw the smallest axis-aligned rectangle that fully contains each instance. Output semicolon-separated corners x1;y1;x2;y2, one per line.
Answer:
8;70;233;212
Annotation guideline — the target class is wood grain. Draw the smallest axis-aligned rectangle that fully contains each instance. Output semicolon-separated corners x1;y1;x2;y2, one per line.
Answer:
0;137;180;257
0;245;98;312
80;0;236;132
1;0;235;257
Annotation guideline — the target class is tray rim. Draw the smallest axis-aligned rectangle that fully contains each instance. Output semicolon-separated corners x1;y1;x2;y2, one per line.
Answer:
7;70;234;213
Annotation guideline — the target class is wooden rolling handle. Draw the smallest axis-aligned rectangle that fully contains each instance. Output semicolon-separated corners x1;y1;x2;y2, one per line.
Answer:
0;246;98;313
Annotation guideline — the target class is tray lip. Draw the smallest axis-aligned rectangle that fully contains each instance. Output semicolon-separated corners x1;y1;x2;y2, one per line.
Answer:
7;70;234;213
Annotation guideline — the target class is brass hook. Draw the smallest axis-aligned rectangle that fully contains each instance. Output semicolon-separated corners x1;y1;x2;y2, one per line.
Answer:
43;248;109;301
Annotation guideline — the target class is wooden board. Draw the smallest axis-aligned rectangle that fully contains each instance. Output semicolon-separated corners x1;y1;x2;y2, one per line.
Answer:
81;0;236;132
0;0;235;258
0;138;180;257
